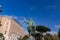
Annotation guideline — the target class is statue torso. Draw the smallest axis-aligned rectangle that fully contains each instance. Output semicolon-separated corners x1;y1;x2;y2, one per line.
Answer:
28;21;34;27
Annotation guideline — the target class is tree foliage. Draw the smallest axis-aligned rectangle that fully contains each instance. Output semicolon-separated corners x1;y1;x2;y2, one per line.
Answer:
36;25;51;33
0;33;3;37
58;29;60;40
0;33;5;40
22;35;29;40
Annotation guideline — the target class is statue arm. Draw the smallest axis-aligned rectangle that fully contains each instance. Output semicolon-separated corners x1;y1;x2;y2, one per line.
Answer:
23;20;29;24
22;18;29;24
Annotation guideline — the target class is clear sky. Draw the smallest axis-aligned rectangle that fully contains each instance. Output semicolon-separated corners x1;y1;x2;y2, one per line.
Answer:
0;0;60;33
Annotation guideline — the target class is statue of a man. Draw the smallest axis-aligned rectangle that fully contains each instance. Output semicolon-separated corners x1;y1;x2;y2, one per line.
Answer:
22;18;36;36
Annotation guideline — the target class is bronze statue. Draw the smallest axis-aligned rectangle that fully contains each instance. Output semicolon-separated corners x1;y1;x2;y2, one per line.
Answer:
22;18;36;36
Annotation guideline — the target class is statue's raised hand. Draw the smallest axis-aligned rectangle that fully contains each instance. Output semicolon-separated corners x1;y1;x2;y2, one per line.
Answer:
21;17;28;24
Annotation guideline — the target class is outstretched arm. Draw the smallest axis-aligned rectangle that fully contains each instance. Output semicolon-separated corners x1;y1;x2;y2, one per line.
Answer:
22;18;29;24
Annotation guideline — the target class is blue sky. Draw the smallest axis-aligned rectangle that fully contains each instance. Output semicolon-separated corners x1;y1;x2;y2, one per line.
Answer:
0;0;60;33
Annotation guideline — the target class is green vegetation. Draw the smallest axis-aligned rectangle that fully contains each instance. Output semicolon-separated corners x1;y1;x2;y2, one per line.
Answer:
0;33;5;40
22;35;29;40
36;25;51;33
35;25;51;40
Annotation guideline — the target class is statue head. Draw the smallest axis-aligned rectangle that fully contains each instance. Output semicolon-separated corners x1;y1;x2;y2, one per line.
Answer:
30;18;32;21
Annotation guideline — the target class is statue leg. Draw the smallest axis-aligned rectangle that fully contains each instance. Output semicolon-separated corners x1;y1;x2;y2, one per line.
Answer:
27;27;31;36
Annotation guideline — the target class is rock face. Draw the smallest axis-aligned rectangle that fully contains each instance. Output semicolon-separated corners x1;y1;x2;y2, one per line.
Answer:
0;16;25;40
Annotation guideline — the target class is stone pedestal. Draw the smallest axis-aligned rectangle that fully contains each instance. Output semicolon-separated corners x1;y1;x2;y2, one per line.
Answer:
27;36;35;40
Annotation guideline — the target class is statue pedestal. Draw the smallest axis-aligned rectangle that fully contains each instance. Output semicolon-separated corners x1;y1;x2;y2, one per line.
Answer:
41;37;44;40
27;36;35;40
